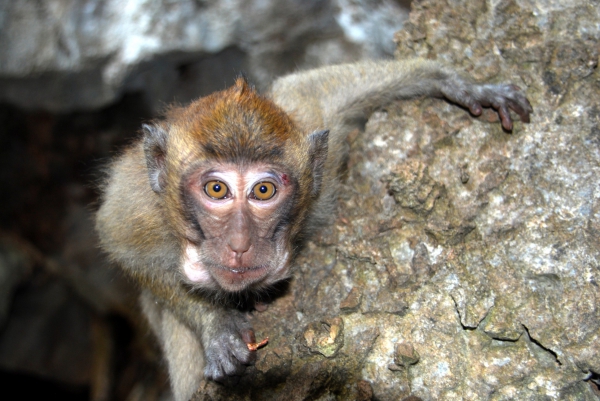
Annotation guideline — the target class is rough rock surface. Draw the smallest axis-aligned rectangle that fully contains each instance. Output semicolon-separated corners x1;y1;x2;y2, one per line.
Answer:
0;0;408;112
192;0;600;400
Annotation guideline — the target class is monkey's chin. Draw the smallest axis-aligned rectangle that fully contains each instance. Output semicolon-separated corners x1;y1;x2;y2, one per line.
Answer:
182;243;291;292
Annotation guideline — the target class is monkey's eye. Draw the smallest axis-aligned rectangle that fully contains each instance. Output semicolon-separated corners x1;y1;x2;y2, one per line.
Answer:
252;182;276;200
204;181;229;199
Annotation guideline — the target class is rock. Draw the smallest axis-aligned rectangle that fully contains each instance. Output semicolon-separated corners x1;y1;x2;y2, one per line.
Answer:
339;287;362;312
356;379;374;401
301;317;344;358
393;342;420;368
0;0;408;112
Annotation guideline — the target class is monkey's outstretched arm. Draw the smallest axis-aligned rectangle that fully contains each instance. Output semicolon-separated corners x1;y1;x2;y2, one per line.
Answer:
270;59;532;132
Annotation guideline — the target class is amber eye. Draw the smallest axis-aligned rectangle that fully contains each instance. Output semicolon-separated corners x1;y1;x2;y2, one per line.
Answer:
204;181;228;199
252;182;276;200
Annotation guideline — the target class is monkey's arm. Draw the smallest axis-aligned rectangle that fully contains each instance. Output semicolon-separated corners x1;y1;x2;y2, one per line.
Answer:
150;281;257;383
270;59;532;133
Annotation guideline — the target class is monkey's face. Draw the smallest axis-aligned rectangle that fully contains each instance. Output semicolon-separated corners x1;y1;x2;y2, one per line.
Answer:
180;162;296;292
140;78;328;292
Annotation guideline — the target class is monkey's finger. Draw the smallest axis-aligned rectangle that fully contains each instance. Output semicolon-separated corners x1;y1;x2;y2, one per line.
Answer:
498;104;513;131
230;339;257;365
508;102;531;124
221;352;247;374
457;90;483;116
241;328;256;344
204;361;228;382
208;364;241;385
501;85;533;122
226;328;256;362
508;98;533;123
468;102;483;116
449;89;483;116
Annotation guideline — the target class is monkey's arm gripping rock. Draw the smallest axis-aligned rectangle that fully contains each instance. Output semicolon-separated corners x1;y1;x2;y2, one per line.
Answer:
270;58;532;133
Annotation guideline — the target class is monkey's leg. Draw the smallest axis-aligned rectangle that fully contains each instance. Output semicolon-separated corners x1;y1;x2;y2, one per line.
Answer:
141;291;204;401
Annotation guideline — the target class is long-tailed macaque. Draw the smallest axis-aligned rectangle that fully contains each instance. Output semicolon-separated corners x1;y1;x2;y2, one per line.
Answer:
96;59;532;401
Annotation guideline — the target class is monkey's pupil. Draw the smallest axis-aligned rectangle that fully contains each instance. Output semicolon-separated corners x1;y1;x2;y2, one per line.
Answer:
213;184;222;192
259;185;267;193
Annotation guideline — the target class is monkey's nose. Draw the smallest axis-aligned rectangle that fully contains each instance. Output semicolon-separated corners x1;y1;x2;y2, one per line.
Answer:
227;236;251;256
227;240;252;268
228;211;251;257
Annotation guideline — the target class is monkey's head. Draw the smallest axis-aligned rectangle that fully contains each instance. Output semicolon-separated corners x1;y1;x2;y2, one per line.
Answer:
142;78;329;293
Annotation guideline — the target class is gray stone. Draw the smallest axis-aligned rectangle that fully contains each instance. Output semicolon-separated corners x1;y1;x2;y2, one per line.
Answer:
0;0;408;112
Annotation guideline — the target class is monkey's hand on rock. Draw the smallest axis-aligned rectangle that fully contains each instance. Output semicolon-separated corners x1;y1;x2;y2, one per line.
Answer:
201;310;257;383
441;82;533;131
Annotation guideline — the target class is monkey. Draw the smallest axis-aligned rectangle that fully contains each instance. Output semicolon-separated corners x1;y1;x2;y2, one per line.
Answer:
95;58;532;401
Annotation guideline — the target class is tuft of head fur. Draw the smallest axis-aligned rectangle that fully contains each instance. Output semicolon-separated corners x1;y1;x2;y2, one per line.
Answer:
164;77;306;167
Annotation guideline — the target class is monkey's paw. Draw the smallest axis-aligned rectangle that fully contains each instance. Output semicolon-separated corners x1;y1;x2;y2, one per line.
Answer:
443;82;533;131
202;315;257;383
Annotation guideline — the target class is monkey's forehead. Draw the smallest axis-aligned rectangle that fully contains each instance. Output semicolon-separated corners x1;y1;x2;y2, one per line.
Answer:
181;159;295;178
165;120;306;160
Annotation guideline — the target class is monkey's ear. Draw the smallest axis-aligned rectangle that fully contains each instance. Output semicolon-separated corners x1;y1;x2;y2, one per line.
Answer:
307;129;329;197
142;123;168;193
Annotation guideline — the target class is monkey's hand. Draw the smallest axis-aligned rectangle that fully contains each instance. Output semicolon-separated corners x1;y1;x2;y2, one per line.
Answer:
441;81;533;131
201;309;257;383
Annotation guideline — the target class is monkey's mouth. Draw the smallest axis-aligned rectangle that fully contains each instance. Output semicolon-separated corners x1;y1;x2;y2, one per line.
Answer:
215;264;270;285
227;266;265;274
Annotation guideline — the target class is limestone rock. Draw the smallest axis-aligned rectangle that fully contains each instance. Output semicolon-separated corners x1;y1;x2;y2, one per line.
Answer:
0;0;408;112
